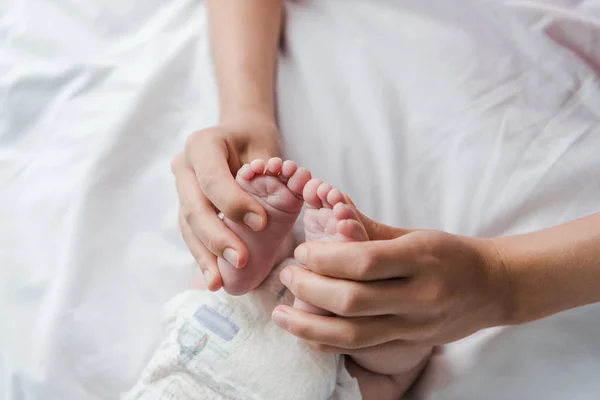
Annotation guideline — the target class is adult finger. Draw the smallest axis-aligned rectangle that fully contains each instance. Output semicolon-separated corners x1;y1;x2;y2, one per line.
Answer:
172;153;249;268
314;339;430;357
344;194;413;241
272;306;431;349
179;211;223;291
284;265;449;318
280;265;410;317
294;238;419;281
185;132;266;231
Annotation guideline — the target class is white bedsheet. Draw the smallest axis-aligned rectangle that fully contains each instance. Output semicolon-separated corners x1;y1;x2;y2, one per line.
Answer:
2;0;600;399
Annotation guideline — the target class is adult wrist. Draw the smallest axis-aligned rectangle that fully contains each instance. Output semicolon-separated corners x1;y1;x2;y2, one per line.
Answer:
486;234;565;327
220;104;276;126
220;108;278;135
478;237;518;328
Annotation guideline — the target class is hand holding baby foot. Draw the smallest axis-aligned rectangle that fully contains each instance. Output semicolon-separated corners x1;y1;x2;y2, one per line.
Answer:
218;157;311;295
273;225;511;350
172;116;281;291
292;179;368;315
286;179;432;399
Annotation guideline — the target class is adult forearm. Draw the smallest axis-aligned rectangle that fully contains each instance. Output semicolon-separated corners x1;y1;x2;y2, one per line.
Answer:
493;212;600;325
207;0;283;121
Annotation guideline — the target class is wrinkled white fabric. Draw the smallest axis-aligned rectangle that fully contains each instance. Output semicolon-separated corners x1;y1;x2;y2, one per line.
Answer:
2;0;600;399
277;2;600;399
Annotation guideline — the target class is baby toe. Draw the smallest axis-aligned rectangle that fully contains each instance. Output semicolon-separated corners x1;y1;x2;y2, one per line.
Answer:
266;157;283;176
280;160;298;182
302;178;322;208
337;219;369;241
332;202;356;221
287;167;312;197
236;164;254;181
250;159;267;174
316;182;333;208
326;188;345;206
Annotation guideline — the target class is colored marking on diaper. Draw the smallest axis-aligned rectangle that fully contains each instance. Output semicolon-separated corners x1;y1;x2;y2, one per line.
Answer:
194;305;239;341
177;322;208;364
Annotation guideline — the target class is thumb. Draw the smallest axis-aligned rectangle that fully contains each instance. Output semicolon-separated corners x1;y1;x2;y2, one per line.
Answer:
344;194;413;240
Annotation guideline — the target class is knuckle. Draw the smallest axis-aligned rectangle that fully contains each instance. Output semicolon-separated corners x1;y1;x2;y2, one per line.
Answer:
426;282;449;313
356;250;377;278
184;130;208;151
422;282;444;306
181;203;203;225
288;276;303;298
337;286;361;316
416;288;446;318
170;153;184;174
204;234;228;256
178;210;186;229
343;326;364;349
186;128;225;154
312;343;330;353
219;197;249;220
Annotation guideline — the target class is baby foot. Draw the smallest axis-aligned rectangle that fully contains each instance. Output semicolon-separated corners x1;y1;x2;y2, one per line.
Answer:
219;158;311;296
303;179;369;243
294;178;369;314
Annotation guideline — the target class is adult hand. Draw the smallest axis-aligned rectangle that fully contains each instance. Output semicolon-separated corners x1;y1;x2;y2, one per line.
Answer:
171;113;281;291
272;208;511;353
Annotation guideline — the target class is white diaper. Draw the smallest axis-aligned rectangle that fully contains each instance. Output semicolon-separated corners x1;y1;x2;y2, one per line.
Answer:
124;265;361;400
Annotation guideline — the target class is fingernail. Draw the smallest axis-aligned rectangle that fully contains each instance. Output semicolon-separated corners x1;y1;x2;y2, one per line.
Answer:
223;248;239;268
294;246;307;264
272;308;289;329
280;268;291;286
202;269;212;284
243;212;263;231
